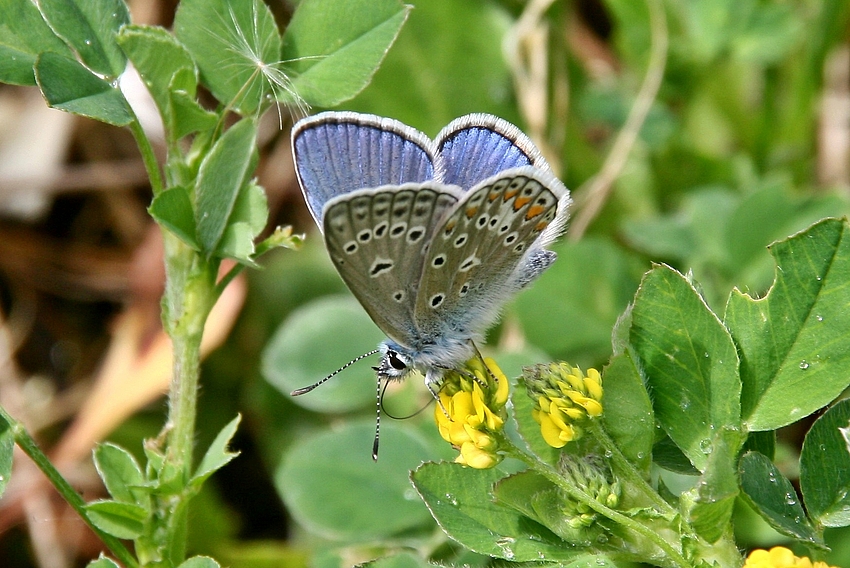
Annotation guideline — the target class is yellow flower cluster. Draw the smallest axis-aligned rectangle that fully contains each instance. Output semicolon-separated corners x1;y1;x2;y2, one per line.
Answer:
524;363;603;448
435;357;509;469
744;547;836;568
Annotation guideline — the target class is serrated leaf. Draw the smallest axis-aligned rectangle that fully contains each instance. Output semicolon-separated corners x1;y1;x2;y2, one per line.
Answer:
411;462;581;562
92;443;145;505
739;451;822;546
35;52;132;126
174;0;280;114
683;428;741;543
800;398;850;527
726;218;850;431
194;118;257;254
86;556;121;568
177;556;221;568
148;185;198;249
630;264;742;471
601;352;654;475
0;418;13;498
84;499;147;539
281;0;410;107
37;0;129;79
0;0;71;85
192;414;241;489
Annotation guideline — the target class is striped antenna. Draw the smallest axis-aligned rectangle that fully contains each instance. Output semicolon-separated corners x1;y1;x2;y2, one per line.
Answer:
290;349;380;396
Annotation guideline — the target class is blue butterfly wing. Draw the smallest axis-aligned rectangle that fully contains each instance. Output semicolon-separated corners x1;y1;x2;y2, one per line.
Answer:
435;114;551;191
292;112;437;228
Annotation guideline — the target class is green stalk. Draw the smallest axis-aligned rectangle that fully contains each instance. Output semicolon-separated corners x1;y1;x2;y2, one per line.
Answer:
0;407;138;568
158;232;219;562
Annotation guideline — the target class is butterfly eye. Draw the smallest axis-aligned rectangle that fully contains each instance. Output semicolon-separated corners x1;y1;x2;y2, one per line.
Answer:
388;352;407;371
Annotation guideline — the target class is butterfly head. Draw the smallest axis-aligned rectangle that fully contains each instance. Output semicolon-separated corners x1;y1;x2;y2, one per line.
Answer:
373;343;415;381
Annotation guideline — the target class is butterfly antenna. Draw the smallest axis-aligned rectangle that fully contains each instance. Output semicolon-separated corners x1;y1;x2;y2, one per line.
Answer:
290;349;380;396
372;378;388;460
381;388;434;420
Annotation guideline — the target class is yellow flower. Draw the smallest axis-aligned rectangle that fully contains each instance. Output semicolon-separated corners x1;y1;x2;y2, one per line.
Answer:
435;357;508;469
744;547;836;568
524;363;603;449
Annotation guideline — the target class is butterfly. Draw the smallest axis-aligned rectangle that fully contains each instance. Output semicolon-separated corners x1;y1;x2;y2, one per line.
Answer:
290;112;570;450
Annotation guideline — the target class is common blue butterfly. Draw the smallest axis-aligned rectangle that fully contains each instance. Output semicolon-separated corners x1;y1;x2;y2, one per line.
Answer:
290;112;570;451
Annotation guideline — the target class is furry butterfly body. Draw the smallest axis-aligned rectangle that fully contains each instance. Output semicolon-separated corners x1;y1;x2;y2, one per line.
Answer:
292;112;570;389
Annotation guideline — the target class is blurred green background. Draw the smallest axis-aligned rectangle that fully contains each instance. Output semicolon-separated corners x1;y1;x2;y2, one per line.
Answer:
2;0;850;566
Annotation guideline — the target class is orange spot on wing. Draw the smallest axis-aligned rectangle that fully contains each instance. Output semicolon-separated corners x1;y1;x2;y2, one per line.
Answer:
465;206;479;218
503;188;519;201
488;191;500;202
525;205;546;220
535;220;550;231
513;196;531;210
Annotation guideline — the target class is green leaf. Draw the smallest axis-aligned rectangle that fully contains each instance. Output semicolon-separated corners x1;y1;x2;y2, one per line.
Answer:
629;265;742;471
84;499;147;540
92;443;145;505
170;89;217;139
0;0;71;85
177;556;221;568
86;556;121;568
262;295;386;413
35;52;132;126
601;352;654;475
0;417;13;498
116;24;212;138
192;414;241;489
215;180;268;263
682;428;740;543
800;398;850;527
174;0;280;114
37;0;129;79
493;470;596;546
725;218;850;431
194;118;257;255
739;451;822;546
411;462;581;562
148;185;199;249
276;420;433;541
281;0;410;107
365;552;431;568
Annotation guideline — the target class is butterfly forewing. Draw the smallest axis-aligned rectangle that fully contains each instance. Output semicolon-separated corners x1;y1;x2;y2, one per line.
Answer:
323;183;462;346
436;114;550;190
413;167;568;337
293;112;437;227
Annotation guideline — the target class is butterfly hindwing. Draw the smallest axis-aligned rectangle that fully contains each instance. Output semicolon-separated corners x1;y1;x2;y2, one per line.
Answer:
413;167;569;338
435;114;551;190
323;183;462;345
293;112;437;227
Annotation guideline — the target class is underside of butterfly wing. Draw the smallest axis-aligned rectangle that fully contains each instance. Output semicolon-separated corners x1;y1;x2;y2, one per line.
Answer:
413;167;570;344
323;183;462;346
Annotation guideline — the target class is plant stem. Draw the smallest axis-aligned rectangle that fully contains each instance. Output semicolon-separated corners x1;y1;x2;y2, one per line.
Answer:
588;421;672;512
127;116;165;196
159;232;218;562
0;407;138;568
